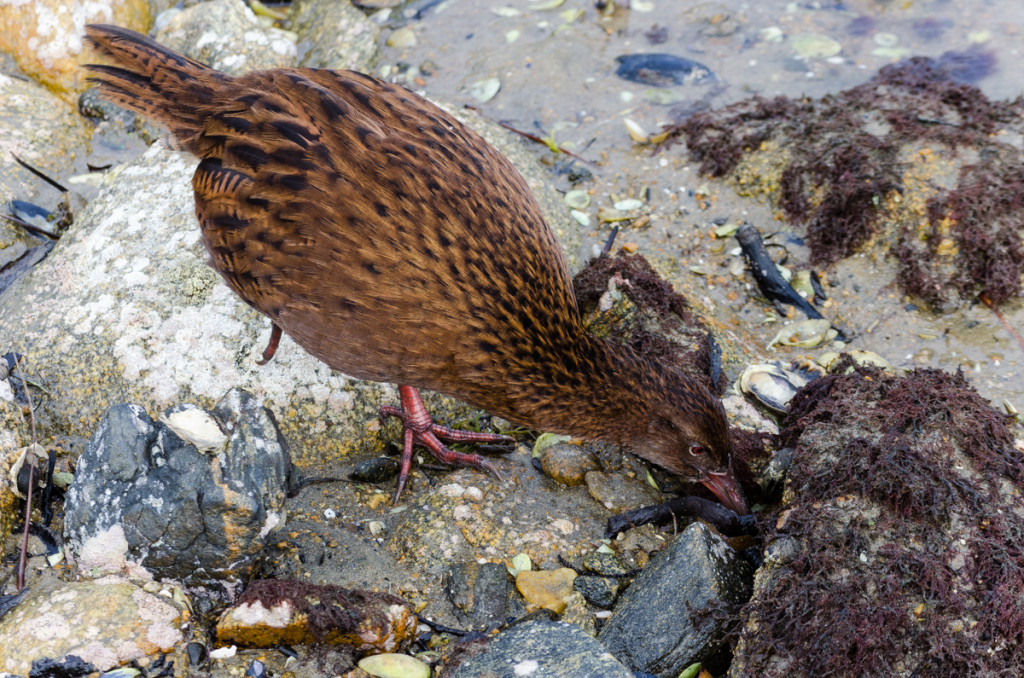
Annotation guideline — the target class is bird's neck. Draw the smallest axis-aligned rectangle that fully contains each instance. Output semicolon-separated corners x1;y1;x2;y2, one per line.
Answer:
505;332;661;447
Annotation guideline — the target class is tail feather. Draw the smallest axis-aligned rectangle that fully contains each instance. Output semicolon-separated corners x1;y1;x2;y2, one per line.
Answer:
84;24;228;153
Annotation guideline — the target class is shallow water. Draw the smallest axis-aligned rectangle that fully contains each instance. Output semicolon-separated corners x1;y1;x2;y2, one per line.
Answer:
378;0;1024;410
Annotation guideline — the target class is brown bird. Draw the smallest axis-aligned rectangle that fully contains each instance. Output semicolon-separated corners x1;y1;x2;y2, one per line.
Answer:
83;24;747;514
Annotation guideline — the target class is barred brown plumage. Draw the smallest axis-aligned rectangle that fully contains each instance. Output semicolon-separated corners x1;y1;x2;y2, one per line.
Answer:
83;23;747;513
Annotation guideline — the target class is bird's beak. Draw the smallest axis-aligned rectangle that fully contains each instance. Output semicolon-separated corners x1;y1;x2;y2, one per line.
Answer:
700;469;749;515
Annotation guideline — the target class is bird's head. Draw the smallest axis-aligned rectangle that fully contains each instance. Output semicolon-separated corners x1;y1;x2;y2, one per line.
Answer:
636;372;748;515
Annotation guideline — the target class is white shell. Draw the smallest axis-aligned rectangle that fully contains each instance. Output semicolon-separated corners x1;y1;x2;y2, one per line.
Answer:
160;405;227;453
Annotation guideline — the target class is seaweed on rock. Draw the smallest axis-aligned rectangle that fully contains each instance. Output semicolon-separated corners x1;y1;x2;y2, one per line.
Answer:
663;53;1024;310
731;363;1024;676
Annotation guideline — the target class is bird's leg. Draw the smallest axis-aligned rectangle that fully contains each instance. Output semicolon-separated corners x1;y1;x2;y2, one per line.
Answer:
380;385;514;503
256;323;283;365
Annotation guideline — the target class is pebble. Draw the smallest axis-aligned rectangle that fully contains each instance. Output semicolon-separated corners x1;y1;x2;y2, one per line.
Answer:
467;77;501;103
386;27;417;48
791;33;842;59
573;575;620;608
584;471;661;511
515;568;577;613
539;443;600;485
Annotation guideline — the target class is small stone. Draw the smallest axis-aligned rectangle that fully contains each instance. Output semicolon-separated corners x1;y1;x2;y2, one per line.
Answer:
558;591;596;635
386;27;417;48
582;551;628;576
358;653;430;678
516;568;577;614
539;443;600;485
467;78;501;103
574;575;620;608
585;471;661;511
791;33;842;59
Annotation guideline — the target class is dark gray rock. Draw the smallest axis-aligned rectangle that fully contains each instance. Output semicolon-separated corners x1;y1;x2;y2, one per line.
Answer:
64;388;290;593
449;620;633;678
444;561;508;631
574;575;620;608
598;522;753;677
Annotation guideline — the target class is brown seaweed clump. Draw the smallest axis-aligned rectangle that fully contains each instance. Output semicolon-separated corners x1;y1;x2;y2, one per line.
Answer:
730;362;1024;676
665;53;1024;310
572;251;720;393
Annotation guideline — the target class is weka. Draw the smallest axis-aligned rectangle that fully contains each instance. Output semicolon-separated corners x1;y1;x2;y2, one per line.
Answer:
84;24;747;513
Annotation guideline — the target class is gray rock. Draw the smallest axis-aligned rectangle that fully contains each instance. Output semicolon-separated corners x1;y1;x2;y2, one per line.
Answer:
64;388;290;593
290;0;380;71
0;72;90;208
573;575;619;608
449;620;633;678
598;521;753;677
0;572;185;675
444;561;508;631
155;0;296;76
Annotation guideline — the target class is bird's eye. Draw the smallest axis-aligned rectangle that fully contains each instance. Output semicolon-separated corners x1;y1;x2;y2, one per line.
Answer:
690;444;707;457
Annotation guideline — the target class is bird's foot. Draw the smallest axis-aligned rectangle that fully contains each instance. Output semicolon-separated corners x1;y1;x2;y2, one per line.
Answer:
256;323;283;365
380;385;515;503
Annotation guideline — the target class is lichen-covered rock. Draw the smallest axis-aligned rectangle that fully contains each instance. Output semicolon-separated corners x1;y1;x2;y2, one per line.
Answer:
154;0;295;76
0;0;150;99
0;573;185;675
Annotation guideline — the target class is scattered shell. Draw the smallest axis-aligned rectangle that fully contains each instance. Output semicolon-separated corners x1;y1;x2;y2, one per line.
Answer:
528;0;564;9
873;32;899;47
738;361;824;414
368;520;386;537
491;6;521;17
570;209;591;226
505;29;520;43
817;349;891;372
386;27;417;48
160;405;228;453
100;669;141;678
358;653;430;678
768;319;837;350
210;646;238;660
714;222;740;238
9;443;47;499
508;552;533;576
467;77;501;103
564;189;590;209
615;53;715;86
790;270;815;299
532;432;572;457
761;26;784;43
613;198;644;211
791;33;842;59
249;0;287;20
624;117;650;143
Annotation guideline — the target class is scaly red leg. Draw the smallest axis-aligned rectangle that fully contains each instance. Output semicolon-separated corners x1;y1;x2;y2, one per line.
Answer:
256;323;283;365
380;385;514;503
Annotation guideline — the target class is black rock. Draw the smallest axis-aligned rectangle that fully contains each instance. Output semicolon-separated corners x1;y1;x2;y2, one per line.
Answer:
449;620;633;678
29;655;95;678
64;388;291;593
597;522;753;676
444;561;508;631
574;575;620;608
